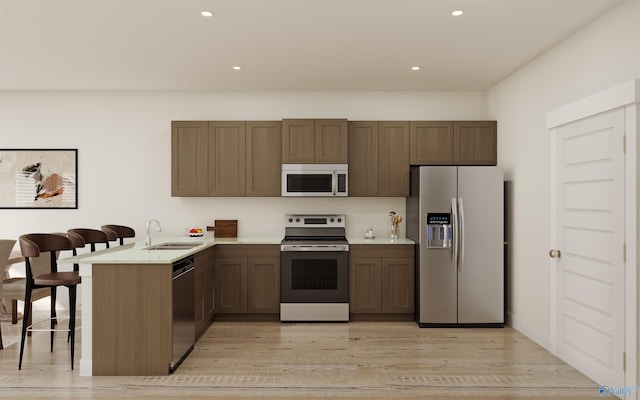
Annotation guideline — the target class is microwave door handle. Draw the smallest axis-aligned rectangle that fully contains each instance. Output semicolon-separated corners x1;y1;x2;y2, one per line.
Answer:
332;170;337;196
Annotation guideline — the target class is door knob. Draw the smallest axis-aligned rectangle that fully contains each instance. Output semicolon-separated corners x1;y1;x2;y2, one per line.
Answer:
549;249;561;259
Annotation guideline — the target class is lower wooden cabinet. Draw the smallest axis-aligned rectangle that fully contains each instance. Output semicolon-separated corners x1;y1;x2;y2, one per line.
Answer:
214;245;280;316
349;244;415;317
194;246;215;338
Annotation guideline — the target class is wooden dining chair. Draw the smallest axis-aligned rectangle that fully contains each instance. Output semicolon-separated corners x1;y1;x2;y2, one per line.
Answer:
0;239;16;349
18;233;82;370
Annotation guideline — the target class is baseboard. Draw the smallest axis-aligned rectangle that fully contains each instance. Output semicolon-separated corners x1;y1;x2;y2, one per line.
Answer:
506;311;551;351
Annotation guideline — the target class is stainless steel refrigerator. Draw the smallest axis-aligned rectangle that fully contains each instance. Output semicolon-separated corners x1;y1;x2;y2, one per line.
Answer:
406;166;504;327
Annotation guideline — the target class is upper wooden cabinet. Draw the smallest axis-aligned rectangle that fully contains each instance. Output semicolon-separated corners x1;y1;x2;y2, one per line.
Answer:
282;119;348;163
208;121;246;196
410;121;454;165
348;121;379;197
171;121;209;196
378;121;410;197
348;121;410;197
172;120;282;197
453;121;497;165
246;121;282;197
409;121;497;166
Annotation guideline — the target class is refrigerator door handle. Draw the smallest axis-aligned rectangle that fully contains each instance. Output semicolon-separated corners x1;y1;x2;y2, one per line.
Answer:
458;197;465;272
451;197;458;271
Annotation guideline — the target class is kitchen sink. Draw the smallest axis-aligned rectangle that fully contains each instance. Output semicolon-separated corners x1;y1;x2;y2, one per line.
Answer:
144;242;204;250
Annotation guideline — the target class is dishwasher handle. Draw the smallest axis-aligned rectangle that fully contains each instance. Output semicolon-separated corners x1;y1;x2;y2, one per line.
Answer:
173;256;195;279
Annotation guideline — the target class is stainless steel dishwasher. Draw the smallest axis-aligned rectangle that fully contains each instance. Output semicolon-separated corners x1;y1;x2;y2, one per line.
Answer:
170;255;195;373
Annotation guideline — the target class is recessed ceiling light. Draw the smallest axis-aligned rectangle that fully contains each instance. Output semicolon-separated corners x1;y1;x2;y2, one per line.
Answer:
232;66;242;70
411;66;421;71
201;11;213;17
451;10;464;16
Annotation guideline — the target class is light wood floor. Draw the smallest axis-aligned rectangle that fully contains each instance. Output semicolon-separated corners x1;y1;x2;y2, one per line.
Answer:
0;315;601;399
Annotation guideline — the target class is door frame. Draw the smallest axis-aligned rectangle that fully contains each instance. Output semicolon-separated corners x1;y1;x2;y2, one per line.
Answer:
547;79;639;396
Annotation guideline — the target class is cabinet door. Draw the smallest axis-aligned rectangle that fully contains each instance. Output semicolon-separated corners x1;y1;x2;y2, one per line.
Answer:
378;121;410;196
282;119;315;163
410;121;454;165
171;121;209;196
208;121;246;196
349;257;382;313
381;258;415;314
203;249;216;320
315;119;348;163
348;121;379;196
453;121;497;165
246;121;282;197
214;257;248;313
247;257;280;313
194;264;205;333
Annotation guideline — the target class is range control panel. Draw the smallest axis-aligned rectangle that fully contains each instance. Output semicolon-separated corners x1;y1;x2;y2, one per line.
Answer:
284;214;346;228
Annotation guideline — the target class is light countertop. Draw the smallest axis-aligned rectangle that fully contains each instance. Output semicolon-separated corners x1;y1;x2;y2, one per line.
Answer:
59;235;414;265
347;237;414;245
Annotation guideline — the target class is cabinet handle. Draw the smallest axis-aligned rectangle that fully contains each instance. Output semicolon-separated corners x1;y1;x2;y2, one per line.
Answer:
549;249;561;259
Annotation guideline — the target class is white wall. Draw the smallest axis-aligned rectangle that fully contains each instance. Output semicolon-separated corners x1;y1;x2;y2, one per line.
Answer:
488;0;640;348
0;90;487;252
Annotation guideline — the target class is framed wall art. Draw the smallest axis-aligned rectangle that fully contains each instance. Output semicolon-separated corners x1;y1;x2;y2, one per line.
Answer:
0;149;78;209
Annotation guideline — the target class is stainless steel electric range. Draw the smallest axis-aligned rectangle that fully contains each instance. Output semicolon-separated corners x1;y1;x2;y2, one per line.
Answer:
280;214;349;321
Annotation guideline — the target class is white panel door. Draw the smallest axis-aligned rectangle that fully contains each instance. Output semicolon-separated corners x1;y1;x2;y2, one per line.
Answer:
552;107;625;388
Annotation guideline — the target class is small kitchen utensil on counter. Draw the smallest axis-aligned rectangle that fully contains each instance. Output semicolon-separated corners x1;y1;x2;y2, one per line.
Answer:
206;220;238;238
389;211;402;239
365;227;375;239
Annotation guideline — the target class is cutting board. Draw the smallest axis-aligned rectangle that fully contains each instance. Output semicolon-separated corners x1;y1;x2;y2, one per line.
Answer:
206;220;237;238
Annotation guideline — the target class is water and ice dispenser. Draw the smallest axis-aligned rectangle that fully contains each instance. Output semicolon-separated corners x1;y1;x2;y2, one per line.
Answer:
426;213;452;248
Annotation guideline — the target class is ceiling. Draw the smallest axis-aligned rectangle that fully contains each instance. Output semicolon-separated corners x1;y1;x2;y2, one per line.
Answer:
0;0;623;91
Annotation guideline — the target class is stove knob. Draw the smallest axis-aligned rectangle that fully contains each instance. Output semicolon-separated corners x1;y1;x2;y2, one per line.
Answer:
288;218;293;223
330;218;334;223
337;218;342;223
296;218;300;223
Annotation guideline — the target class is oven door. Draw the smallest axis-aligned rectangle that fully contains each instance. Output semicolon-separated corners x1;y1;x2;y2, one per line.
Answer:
281;250;349;303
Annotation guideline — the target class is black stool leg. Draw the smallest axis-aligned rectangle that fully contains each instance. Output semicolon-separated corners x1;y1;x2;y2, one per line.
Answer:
18;282;33;370
50;286;57;352
68;285;77;370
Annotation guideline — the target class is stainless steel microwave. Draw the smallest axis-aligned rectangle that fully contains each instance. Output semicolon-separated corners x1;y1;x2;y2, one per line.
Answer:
281;164;348;197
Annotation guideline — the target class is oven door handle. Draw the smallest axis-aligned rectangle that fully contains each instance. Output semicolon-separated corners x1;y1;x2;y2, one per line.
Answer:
281;244;349;252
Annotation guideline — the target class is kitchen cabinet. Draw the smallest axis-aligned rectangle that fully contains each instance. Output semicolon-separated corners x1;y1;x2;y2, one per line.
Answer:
172;120;282;197
214;245;280;316
171;121;209;196
453;121;497;165
246;121;282;197
409;121;454;165
214;257;248;313
349;244;415;318
348;121;410;197
208;121;246;196
282;119;348;164
247;258;280;313
410;121;497;166
378;121;410;196
347;121;379;196
194;246;215;339
93;263;173;375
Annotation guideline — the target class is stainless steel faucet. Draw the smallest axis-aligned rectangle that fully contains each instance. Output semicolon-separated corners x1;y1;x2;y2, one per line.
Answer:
146;219;162;247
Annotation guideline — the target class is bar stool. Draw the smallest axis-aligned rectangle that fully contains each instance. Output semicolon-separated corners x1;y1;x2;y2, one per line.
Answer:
18;233;82;370
101;224;135;246
67;228;111;254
